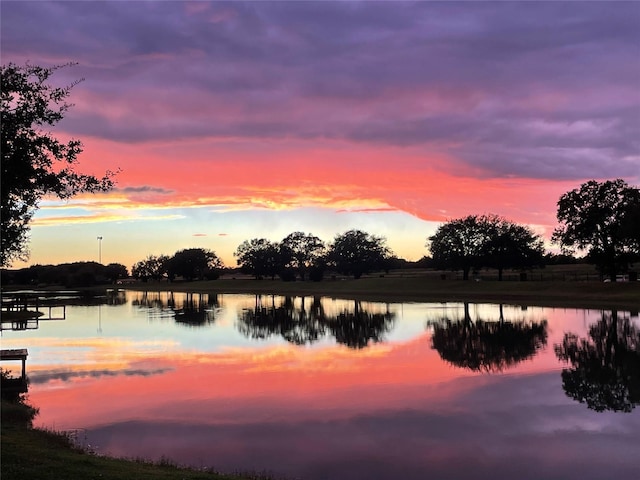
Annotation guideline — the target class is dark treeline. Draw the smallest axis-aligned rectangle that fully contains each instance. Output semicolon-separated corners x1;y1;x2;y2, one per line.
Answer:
130;180;640;284
2;180;638;286
0;242;601;287
1;261;128;287
2;63;638;284
129;229;393;284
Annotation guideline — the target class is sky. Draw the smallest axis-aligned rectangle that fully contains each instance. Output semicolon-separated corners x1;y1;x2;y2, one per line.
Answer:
2;1;639;270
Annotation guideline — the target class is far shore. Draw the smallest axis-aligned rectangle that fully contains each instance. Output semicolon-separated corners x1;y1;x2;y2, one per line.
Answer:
121;276;640;311
3;270;638;312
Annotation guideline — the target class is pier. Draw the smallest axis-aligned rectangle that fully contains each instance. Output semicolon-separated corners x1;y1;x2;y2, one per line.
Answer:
1;295;66;320
0;349;28;380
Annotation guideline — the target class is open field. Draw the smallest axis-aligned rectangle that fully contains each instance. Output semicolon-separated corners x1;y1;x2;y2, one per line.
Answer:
127;274;640;311
3;265;637;310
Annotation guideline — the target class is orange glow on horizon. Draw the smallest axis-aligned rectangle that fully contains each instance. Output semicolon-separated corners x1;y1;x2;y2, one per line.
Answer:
12;133;584;269
37;135;572;232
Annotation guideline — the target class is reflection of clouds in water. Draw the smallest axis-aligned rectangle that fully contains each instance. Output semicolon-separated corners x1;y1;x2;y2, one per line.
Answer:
3;338;181;368
84;372;640;480
30;367;173;384
0;338;179;349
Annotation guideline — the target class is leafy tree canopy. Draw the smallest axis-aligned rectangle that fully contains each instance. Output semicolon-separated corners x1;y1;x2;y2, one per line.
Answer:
234;238;282;279
280;231;325;280
428;214;543;280
1;63;116;266
328;229;390;279
482;217;545;280
104;263;128;283
428;215;491;280
132;254;169;282
552;179;640;281
167;248;222;281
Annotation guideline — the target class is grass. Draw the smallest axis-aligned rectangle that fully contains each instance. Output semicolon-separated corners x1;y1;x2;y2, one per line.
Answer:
127;272;640;311
1;398;275;480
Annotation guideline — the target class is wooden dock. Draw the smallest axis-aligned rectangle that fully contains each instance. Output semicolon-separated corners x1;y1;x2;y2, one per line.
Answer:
1;293;66;321
1;348;28;380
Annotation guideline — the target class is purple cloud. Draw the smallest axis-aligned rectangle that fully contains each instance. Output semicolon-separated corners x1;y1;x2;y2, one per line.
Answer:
83;372;640;480
2;1;638;181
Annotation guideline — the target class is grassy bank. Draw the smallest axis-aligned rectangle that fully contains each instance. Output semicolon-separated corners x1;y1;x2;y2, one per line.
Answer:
1;399;271;480
126;275;640;311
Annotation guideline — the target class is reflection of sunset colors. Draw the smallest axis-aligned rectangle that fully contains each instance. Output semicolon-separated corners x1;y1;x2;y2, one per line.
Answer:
30;331;565;436
2;2;638;269
3;292;636;479
25;297;583;430
28;317;640;480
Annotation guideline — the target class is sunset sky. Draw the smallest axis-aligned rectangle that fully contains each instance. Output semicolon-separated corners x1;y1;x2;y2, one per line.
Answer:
2;1;639;270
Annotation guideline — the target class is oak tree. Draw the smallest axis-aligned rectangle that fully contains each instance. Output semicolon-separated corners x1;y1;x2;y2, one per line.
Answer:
167;248;222;281
280;231;325;280
234;238;282;279
428;215;544;280
1;63;116;266
328;229;390;279
552;179;640;281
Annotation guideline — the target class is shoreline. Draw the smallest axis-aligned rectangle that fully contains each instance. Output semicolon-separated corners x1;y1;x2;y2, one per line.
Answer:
121;276;640;311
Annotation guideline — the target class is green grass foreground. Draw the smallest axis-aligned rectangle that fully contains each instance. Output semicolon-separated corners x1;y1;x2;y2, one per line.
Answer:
1;400;272;480
129;275;640;311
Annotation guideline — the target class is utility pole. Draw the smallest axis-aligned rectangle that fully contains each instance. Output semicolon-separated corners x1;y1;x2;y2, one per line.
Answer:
97;236;103;264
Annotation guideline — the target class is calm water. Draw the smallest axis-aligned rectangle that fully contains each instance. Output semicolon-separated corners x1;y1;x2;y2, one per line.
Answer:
2;290;639;480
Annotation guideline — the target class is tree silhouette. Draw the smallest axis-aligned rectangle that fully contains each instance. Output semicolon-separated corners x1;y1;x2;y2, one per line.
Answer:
553;179;640;281
555;310;640;412
482;219;544;281
132;254;169;282
167;248;222;281
234;238;282;279
1;63;116;266
328;229;390;279
104;263;128;283
428;214;544;281
280;232;326;280
430;303;548;372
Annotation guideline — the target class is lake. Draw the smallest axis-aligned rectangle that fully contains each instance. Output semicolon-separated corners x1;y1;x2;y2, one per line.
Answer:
2;290;639;480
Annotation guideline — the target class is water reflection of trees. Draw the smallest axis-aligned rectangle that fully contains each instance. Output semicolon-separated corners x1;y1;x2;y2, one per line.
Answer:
327;302;395;349
555;310;640;412
429;303;548;372
105;289;127;305
238;296;395;349
132;292;219;326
